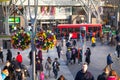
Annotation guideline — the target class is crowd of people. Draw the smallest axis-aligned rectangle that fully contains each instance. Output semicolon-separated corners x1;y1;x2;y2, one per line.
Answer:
0;49;30;80
0;30;120;80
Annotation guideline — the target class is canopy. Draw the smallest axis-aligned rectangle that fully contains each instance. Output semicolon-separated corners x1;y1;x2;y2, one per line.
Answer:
0;0;9;2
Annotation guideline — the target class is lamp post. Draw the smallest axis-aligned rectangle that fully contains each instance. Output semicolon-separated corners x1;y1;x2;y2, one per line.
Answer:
28;0;38;80
116;0;120;30
80;27;86;63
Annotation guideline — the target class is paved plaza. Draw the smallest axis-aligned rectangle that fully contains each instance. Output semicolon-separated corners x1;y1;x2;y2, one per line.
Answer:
0;40;120;80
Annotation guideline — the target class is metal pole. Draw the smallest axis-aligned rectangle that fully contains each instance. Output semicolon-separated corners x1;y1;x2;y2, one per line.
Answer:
88;0;91;23
31;22;36;80
81;27;86;63
117;0;120;30
5;2;10;35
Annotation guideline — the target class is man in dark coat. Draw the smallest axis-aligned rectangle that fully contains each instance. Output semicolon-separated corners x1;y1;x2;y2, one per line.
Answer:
75;62;94;80
85;47;91;65
6;49;12;62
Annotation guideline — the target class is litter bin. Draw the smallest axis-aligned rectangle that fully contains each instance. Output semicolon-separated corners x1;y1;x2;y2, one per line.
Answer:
3;40;11;49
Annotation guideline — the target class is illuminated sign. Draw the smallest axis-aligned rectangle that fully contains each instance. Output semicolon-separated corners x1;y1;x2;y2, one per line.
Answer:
9;17;20;23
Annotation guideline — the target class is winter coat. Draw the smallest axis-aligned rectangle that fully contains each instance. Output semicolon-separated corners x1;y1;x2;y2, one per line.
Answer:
6;50;12;61
85;49;91;65
52;61;60;71
66;50;71;60
38;50;42;61
16;54;22;63
97;72;108;80
56;45;61;53
45;61;52;70
107;54;113;65
116;44;120;52
36;62;43;72
107;76;117;80
75;70;94;80
0;51;3;58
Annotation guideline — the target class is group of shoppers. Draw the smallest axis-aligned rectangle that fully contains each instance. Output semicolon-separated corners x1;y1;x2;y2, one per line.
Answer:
0;50;30;80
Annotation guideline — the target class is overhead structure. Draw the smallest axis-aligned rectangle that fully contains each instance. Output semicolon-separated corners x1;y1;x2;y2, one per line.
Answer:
75;0;103;23
0;0;9;2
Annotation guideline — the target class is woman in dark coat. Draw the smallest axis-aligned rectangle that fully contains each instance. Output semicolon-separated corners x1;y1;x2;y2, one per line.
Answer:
85;47;91;65
6;49;12;62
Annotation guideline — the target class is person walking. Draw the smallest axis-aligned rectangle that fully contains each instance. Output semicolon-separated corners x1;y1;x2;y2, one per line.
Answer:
116;42;120;59
3;61;15;80
77;48;82;65
107;70;120;80
16;52;23;69
85;47;91;65
91;36;96;47
72;39;76;46
52;58;60;79
71;46;77;64
0;47;4;63
45;57;52;78
56;44;62;59
66;48;71;65
36;59;44;80
75;62;94;80
38;49;43;63
6;49;12;62
97;66;109;80
106;53;113;70
28;50;33;65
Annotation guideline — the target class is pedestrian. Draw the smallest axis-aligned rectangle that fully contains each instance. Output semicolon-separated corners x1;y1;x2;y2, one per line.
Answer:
85;47;91;65
116;42;120;59
75;62;94;80
16;52;23;69
106;53;113;70
72;39;76;46
38;49;43;63
15;66;23;80
45;57;52;78
97;66;109;80
66;48;71;65
36;59;44;80
6;49;12;62
77;48;82;65
66;40;71;49
71;46;77;64
57;75;66;80
107;70;120;80
91;35;96;47
21;64;30;79
28;50;33;65
52;58;60;79
3;61;14;80
0;47;4;63
56;44;62;59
